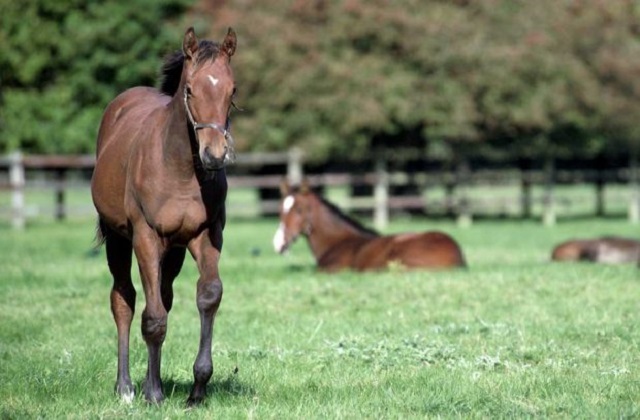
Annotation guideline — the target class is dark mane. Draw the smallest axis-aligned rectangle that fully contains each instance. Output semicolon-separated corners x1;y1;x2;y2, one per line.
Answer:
312;192;379;237
159;40;221;96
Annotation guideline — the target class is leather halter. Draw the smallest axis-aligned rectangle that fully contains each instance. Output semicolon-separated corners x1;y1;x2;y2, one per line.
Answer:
183;87;231;139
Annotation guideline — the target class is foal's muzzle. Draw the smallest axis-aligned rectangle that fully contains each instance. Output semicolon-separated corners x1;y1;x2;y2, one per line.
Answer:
196;125;236;171
273;223;296;254
201;144;228;171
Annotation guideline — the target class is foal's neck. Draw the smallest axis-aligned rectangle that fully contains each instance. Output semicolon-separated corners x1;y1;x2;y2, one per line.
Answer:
162;81;198;179
305;197;376;262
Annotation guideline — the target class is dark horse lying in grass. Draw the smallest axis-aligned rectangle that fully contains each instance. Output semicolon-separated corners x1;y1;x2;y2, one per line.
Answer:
551;236;640;264
272;181;466;271
91;27;238;405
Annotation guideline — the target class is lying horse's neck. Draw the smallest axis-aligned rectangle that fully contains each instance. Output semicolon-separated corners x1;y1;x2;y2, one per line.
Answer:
305;195;378;263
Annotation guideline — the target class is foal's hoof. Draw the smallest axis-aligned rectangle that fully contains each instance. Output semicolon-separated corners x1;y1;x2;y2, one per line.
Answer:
143;385;165;405
186;395;205;407
144;392;165;405
115;382;135;404
186;388;207;407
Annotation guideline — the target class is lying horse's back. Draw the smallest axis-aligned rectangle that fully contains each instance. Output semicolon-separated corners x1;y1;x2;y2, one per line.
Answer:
551;237;640;264
390;231;465;269
551;239;591;261
351;231;465;271
319;231;465;272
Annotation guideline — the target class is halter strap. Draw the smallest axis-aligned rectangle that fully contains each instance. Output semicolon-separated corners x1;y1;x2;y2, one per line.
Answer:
183;87;230;138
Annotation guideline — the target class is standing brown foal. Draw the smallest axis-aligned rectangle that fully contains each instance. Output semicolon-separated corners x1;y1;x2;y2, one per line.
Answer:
91;27;237;405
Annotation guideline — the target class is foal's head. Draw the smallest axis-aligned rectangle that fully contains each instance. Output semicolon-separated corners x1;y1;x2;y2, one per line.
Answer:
273;181;314;254
181;27;237;171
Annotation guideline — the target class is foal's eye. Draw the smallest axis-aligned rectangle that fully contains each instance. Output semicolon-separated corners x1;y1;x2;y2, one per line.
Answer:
186;85;193;96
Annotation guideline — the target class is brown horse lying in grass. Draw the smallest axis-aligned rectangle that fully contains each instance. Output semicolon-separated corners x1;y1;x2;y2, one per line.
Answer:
551;237;640;264
272;181;466;272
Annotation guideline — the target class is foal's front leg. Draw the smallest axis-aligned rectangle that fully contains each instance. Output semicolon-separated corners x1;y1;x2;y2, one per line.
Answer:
186;229;224;405
133;227;167;404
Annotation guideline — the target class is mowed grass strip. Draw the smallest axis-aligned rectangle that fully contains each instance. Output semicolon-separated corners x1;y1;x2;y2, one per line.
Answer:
0;217;638;418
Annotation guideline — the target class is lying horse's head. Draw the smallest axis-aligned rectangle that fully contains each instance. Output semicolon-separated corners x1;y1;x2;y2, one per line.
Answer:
273;180;313;254
182;27;237;171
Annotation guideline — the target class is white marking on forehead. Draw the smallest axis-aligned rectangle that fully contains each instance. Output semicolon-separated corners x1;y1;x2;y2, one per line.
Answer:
208;75;219;86
282;195;295;214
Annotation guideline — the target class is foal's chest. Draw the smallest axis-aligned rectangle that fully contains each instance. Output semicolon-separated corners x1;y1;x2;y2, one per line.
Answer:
146;189;224;245
132;171;227;244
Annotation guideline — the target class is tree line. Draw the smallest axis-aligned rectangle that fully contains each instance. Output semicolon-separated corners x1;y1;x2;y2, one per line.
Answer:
1;0;639;165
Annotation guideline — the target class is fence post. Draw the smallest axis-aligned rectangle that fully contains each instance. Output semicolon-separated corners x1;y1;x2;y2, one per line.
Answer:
594;156;606;217
55;169;66;220
595;176;605;217
287;147;303;185
444;171;456;217
519;159;533;219
9;151;25;229
456;159;472;227
629;154;639;224
520;170;532;219
542;156;556;226
373;156;389;230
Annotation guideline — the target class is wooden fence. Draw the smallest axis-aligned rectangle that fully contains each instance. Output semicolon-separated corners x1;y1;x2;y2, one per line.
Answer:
0;150;303;229
1;150;639;229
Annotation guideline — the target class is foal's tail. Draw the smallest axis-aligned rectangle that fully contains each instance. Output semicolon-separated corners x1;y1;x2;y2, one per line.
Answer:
94;218;107;248
84;218;107;258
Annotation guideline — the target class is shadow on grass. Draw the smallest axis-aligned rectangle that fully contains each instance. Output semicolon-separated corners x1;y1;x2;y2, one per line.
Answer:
285;263;314;273
153;371;256;404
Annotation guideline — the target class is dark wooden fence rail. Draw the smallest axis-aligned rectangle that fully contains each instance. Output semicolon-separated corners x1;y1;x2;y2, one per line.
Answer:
1;150;639;229
0;150;303;229
303;166;639;228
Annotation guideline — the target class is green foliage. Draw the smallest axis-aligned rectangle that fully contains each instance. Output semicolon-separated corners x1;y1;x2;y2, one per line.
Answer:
1;0;639;161
0;0;193;153
0;217;639;417
217;0;640;161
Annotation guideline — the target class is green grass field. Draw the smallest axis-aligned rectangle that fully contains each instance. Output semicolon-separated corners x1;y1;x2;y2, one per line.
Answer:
1;215;639;418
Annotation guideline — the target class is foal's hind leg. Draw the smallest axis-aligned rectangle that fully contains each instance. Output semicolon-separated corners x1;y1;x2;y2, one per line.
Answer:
105;229;136;402
160;247;186;313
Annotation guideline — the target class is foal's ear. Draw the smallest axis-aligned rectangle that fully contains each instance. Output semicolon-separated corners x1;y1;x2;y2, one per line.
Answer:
300;177;311;194
219;27;237;60
183;27;199;60
279;178;290;197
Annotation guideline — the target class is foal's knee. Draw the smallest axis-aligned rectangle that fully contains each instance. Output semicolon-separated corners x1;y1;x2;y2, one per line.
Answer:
196;278;223;314
141;309;168;345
